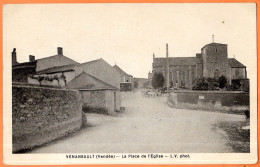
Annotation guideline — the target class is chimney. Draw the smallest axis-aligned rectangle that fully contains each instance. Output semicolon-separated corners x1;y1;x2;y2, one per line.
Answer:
58;47;63;55
12;48;17;65
29;55;35;62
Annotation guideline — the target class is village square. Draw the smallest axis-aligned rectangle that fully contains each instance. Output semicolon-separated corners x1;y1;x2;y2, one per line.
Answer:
12;38;250;153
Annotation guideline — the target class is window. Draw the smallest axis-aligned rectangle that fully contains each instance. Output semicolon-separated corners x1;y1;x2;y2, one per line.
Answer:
214;69;220;79
215;48;218;53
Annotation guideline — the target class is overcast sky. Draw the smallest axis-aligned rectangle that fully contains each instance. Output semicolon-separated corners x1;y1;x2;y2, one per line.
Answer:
4;3;256;78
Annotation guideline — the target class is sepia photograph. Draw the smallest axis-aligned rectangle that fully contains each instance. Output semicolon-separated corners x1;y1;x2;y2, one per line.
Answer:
3;3;258;164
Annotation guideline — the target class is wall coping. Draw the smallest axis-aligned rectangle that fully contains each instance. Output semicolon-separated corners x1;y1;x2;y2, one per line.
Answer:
78;88;118;91
172;90;249;94
12;83;79;92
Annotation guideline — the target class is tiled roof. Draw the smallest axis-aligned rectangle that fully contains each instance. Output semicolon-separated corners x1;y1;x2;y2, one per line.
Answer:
37;54;78;64
80;58;102;66
113;64;132;77
36;63;78;74
153;57;198;66
67;72;118;90
228;58;246;68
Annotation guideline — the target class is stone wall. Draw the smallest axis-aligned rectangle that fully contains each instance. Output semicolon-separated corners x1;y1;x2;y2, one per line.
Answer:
168;90;249;113
12;85;83;153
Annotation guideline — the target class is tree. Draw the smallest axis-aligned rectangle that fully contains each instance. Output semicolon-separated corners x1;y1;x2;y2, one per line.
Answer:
142;81;149;88
192;77;208;90
152;72;165;89
218;75;227;89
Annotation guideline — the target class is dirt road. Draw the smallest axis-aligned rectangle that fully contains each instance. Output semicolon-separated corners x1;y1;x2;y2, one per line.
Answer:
30;91;246;153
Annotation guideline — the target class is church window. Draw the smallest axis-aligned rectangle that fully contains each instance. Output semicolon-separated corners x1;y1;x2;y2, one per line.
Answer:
214;69;220;79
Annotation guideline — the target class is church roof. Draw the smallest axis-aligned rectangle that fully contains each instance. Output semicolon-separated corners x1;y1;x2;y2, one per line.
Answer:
36;63;78;74
153;57;198;66
228;58;246;68
113;64;133;77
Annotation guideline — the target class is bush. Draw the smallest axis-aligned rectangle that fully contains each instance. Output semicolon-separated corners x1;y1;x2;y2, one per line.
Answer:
192;77;219;91
192;77;208;90
218;75;227;88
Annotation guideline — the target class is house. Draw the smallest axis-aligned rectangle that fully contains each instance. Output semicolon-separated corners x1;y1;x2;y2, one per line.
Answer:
28;63;78;87
113;64;133;91
12;47;79;83
12;49;37;83
151;42;248;90
28;58;121;89
74;59;121;89
35;47;79;72
66;72;120;115
20;48;121;90
18;48;122;114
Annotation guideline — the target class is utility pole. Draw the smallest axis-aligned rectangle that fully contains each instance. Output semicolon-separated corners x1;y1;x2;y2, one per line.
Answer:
166;43;170;92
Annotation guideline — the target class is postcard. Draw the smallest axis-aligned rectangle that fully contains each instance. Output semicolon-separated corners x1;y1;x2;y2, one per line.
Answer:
3;3;258;165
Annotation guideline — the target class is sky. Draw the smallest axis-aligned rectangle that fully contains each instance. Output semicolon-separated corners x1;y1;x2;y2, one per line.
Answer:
3;3;256;78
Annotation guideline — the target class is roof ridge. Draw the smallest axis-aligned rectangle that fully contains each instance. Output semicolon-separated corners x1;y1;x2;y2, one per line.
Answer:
67;71;118;90
80;58;102;66
113;64;132;77
36;54;78;64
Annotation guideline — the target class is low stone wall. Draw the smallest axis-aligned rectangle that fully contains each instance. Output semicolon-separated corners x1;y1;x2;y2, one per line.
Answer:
12;85;83;153
168;90;249;113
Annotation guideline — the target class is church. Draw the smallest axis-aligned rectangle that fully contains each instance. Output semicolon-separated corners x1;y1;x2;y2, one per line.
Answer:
149;39;248;89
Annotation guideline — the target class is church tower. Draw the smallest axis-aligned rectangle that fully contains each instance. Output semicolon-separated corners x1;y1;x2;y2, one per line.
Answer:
201;36;229;81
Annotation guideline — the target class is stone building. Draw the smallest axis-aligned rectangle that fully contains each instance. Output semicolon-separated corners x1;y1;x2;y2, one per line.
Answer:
113;64;133;91
67;72;120;115
151;42;248;89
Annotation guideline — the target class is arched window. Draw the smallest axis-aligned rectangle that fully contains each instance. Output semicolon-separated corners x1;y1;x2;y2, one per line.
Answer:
214;69;220;79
